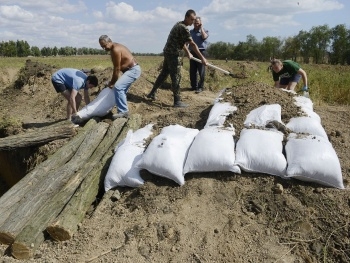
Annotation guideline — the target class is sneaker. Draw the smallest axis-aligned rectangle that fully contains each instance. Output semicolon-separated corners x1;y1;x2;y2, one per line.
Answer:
112;112;129;119
195;88;203;94
174;101;188;108
71;115;83;124
146;93;156;100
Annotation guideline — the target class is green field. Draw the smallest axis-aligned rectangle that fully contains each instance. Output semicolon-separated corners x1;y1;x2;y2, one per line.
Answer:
0;55;349;105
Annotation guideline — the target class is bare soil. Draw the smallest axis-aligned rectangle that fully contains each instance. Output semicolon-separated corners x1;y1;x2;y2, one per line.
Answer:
0;59;349;263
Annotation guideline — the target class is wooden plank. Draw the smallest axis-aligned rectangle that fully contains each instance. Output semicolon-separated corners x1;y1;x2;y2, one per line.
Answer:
46;114;142;241
0;120;77;150
0;118;98;228
0;121;108;245
12;118;130;258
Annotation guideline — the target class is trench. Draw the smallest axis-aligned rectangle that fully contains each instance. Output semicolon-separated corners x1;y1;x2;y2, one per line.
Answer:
0;144;52;197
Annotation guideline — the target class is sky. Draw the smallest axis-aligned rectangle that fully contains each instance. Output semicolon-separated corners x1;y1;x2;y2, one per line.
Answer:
0;0;349;54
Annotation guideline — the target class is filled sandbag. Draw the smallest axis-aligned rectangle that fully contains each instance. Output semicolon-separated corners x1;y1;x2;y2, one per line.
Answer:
244;104;282;128
136;124;199;185
294;96;313;111
235;128;287;177
104;124;154;191
204;102;237;128
77;88;115;120
299;107;321;123
183;127;241;174
286;116;328;139
285;133;344;189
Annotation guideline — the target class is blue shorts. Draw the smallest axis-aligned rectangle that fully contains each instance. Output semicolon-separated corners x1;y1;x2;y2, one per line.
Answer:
279;74;301;85
52;81;67;93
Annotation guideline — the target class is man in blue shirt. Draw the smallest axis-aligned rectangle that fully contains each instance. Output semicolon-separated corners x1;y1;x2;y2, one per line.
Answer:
189;17;209;93
51;68;98;121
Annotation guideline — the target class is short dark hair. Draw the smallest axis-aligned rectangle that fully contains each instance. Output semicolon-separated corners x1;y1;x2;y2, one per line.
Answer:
87;75;98;86
185;9;196;17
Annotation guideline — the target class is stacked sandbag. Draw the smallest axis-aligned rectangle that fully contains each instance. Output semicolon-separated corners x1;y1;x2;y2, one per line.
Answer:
136;124;199;185
104;124;154;191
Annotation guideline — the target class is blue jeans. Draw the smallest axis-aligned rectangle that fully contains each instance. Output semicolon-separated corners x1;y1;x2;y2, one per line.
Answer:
113;65;141;113
280;73;301;85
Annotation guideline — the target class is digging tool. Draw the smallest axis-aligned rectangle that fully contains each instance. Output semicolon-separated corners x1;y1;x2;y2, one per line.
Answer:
190;57;236;77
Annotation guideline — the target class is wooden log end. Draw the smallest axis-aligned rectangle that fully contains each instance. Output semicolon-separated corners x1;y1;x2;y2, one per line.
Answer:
46;224;72;241
0;232;15;245
11;241;33;260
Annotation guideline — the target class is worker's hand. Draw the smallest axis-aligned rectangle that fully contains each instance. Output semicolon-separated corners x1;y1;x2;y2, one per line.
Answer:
105;81;113;89
302;86;308;92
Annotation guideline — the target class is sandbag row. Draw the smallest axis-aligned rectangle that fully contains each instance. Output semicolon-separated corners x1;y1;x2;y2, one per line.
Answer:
105;90;344;190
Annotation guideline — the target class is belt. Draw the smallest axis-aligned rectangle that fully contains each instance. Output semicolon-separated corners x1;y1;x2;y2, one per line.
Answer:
122;62;138;73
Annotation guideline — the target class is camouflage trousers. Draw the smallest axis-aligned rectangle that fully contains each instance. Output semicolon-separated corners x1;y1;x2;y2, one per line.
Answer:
152;53;182;97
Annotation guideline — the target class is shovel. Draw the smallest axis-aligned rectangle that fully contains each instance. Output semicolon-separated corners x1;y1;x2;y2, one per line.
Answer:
190;57;236;77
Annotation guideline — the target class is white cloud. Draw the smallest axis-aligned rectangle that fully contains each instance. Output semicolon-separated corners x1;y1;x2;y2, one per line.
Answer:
0;5;34;21
0;1;87;14
0;0;347;53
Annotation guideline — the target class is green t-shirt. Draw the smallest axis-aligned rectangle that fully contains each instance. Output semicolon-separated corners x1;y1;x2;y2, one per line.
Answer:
272;60;301;81
163;21;192;55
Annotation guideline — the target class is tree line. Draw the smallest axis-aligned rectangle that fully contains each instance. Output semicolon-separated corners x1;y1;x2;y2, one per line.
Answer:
0;40;106;57
1;23;349;65
207;24;350;65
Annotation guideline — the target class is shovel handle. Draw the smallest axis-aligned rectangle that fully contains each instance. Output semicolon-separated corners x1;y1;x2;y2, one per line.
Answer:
191;57;233;76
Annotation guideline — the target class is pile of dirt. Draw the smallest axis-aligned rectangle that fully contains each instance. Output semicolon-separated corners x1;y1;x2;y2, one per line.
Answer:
0;59;349;262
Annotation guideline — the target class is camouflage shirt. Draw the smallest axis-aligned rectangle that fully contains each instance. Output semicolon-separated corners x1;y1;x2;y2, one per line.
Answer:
163;21;192;55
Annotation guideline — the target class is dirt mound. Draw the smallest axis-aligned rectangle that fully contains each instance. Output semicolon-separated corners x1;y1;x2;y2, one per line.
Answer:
0;59;349;262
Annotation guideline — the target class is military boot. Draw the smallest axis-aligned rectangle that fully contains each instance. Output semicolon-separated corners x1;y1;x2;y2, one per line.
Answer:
173;95;188;108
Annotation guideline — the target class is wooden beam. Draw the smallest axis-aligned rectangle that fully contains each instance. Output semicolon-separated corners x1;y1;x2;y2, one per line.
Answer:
0;118;98;228
0;121;108;245
46;115;142;241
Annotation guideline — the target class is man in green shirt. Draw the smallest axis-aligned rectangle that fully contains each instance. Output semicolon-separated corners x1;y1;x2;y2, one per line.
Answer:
271;59;308;92
147;9;207;107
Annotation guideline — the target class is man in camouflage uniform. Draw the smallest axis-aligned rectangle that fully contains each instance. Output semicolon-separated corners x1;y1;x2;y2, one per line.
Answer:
147;9;207;107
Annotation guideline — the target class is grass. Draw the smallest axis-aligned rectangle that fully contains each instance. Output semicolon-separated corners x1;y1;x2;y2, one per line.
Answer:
0;55;349;105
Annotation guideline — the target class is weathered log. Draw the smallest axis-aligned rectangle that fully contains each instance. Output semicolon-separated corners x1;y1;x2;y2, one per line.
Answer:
0;121;109;245
0;120;80;186
0;120;77;150
46;114;142;241
11;122;115;259
0;118;98;228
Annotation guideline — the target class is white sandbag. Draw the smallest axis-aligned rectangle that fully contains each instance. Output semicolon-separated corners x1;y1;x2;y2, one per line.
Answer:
136;124;199;186
204;102;237;128
281;88;297;95
77;88;115;120
285;133;344;189
104;124;154;191
235;128;287;177
286;116;328;139
244;104;282;128
299;107;321;124
183;127;241;174
294;96;313;111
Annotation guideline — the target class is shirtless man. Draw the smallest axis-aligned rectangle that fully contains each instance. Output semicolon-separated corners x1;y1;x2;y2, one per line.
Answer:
99;35;141;119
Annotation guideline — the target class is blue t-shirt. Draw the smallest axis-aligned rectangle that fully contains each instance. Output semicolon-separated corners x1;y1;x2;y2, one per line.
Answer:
190;27;209;50
51;68;87;91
